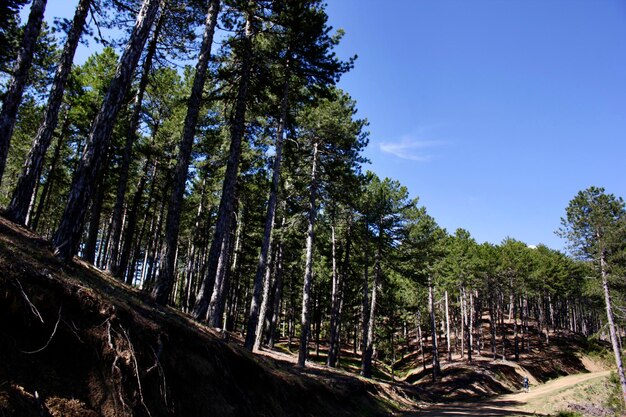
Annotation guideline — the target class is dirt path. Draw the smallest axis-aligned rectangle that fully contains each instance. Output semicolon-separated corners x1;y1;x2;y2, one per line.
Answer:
416;370;611;416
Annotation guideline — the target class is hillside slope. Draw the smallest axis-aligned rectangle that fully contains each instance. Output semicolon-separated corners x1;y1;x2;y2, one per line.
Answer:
0;215;614;417
0;216;424;417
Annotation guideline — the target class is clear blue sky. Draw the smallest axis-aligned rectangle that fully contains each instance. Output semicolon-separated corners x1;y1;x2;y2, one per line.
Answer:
37;0;626;250
325;0;626;250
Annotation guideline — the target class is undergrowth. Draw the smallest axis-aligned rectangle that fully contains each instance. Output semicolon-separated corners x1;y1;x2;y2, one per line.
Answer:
606;371;625;416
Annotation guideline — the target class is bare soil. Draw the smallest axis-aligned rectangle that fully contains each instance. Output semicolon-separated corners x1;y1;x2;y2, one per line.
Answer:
415;370;611;416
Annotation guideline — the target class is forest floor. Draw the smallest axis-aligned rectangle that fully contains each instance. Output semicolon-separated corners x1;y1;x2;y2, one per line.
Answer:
0;214;619;417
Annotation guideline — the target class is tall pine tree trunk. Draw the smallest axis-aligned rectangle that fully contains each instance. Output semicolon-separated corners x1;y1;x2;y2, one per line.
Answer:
192;8;255;318
416;310;426;370
429;275;440;381
244;75;289;349
31;112;69;231
7;0;90;224
53;0;162;260
0;0;47;185
207;203;238;327
361;221;370;359
83;173;107;264
361;224;382;378
108;13;164;276
267;239;284;348
252;244;275;349
121;159;156;283
297;141;319;368
328;219;351;367
152;0;221;304
445;290;451;362
600;249;626;403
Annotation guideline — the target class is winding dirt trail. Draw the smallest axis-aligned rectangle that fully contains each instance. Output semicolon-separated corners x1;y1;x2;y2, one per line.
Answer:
416;370;611;416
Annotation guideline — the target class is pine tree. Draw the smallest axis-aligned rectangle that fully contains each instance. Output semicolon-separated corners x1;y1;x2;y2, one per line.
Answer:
245;0;353;351
151;0;221;304
7;0;92;225
0;0;48;185
558;186;626;403
192;1;258;320
53;0;163;260
0;0;29;75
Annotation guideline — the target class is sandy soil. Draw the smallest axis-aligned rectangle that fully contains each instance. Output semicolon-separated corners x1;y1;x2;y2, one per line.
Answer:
415;370;611;416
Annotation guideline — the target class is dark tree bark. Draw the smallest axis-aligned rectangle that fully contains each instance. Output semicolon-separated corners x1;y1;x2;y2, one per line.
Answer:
297;142;319;368
489;295;497;359
428;275;440;381
52;0;162;260
245;76;289;350
120;159;156;283
252;240;275;349
361;220;382;378
152;0;221;304
192;9;255;319
267;238;284;348
207;204;238;327
107;13;164;276
83;170;107;264
328;219;351;367
7;0;90;224
360;221;370;363
445;290;451;362
0;0;47;185
31;111;69;231
224;211;245;331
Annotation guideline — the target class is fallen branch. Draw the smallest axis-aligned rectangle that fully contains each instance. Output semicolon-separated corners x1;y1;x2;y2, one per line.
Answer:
13;278;44;323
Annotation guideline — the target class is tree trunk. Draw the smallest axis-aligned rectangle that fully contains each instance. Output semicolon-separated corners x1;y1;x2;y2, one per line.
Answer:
361;221;370;356
245;75;289;349
514;297;519;361
460;289;466;359
361;226;382;378
489;295;497;360
207;206;237;327
31;113;68;231
252;245;275;349
267;236;284;349
7;0;90;225
120;159;155;283
83;174;106;264
52;0;162;260
445;290;451;362
416;310;426;370
107;12;163;276
297;141;319;368
0;0;48;186
193;9;254;318
429;275;440;381
327;223;339;364
224;210;245;331
468;289;473;362
328;219;351;367
152;0;220;304
600;249;626;403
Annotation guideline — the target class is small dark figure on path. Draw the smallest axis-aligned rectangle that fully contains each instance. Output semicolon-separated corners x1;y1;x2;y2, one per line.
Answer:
523;376;529;393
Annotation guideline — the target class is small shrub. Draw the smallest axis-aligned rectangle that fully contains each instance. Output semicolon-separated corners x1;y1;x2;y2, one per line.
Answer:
605;371;625;415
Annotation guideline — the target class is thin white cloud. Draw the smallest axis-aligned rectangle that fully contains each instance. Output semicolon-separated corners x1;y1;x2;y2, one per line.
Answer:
379;136;445;161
